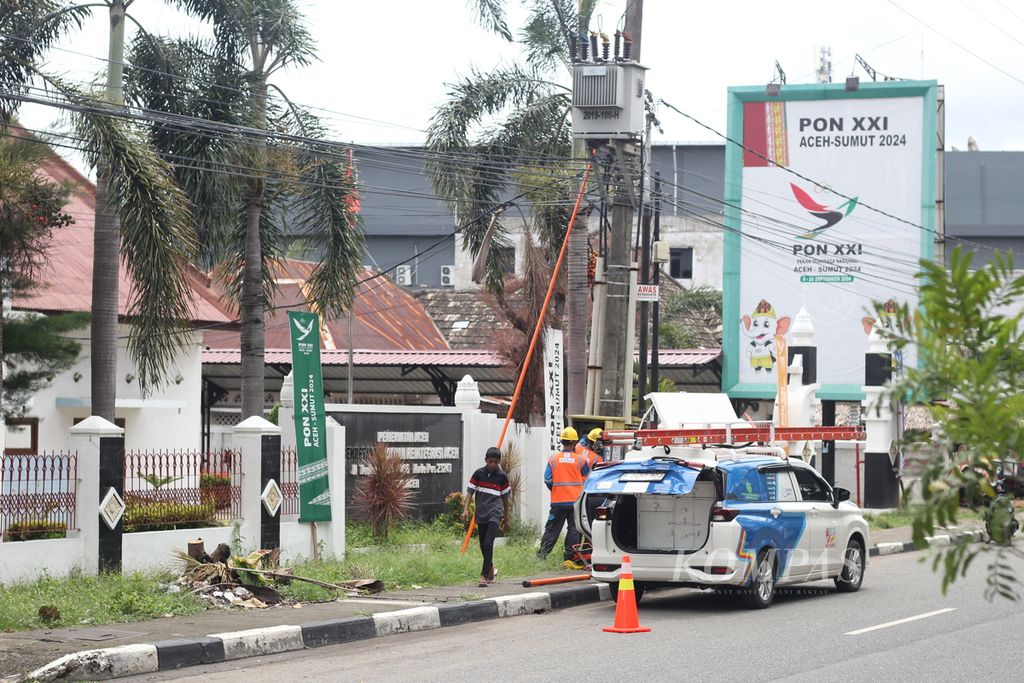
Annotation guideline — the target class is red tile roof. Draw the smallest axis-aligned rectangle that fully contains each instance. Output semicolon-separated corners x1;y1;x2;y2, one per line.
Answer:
10;130;233;325
203;259;449;352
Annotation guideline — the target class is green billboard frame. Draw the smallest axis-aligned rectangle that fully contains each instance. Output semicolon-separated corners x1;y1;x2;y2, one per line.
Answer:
721;80;939;401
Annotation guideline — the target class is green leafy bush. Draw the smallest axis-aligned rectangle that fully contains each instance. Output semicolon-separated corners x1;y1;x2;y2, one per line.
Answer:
123;496;218;533
2;520;68;542
199;473;233;510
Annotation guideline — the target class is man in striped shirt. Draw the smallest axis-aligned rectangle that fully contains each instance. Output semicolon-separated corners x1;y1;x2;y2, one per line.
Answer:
461;447;511;587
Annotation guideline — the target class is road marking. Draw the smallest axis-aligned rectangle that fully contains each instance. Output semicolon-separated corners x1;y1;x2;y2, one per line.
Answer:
845;608;957;636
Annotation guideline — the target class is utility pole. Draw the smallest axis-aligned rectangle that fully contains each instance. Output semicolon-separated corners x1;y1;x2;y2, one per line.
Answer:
650;172;662;397
596;0;643;422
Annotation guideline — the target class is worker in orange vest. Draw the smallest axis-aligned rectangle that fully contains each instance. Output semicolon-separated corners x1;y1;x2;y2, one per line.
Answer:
576;427;606;468
539;427;590;568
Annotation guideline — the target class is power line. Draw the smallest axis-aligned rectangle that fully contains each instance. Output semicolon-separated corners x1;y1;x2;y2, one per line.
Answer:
887;0;1024;87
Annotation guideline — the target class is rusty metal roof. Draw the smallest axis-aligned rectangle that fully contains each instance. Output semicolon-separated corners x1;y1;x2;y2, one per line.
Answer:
203;259;449;352
10;135;233;325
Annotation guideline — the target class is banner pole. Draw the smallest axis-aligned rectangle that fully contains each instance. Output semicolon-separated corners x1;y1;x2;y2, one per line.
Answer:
460;163;592;554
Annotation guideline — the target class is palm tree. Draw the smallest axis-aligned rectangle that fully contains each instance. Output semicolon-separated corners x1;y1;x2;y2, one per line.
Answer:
130;0;364;419
427;0;595;419
1;1;198;421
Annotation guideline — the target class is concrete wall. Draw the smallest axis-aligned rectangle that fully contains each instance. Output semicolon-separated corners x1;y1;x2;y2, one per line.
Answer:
121;526;233;574
24;324;203;454
0;535;88;584
364;235;456;289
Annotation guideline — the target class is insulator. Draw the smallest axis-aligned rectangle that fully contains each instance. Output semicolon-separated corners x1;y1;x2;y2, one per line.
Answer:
579;32;589;61
569;33;578;62
589;32;599;62
614;31;621;60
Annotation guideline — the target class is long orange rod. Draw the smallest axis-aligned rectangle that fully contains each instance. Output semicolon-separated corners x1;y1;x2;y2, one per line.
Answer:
521;574;591;587
461;163;593;554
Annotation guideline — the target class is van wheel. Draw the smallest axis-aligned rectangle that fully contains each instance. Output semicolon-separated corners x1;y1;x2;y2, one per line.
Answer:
609;580;645;605
745;548;776;609
835;538;865;593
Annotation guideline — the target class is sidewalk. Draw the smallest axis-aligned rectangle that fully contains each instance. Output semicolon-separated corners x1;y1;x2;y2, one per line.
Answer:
0;571;573;678
1;519;1007;680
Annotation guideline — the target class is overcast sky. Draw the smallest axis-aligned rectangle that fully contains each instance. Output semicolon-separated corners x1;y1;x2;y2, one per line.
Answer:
17;0;1024;168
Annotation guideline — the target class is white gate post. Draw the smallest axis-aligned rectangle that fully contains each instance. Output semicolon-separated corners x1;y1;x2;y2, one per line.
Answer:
232;416;280;550
69;416;124;576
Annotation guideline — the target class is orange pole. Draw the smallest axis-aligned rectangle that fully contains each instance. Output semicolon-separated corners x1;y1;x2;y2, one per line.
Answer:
521;574;591;587
461;163;593;554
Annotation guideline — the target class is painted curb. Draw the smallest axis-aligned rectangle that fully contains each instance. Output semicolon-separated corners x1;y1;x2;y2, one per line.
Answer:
23;583;606;681
867;529;985;558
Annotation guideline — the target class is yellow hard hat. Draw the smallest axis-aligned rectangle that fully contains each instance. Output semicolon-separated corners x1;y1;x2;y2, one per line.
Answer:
560;426;578;441
588;428;604;441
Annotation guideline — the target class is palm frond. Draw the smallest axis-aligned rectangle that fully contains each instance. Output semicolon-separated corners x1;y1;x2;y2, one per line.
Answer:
469;0;512;41
67;82;200;391
0;0;90;121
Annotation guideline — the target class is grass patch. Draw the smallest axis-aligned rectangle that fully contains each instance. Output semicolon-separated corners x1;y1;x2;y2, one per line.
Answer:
864;506;983;530
279;520;559;602
0;571;206;632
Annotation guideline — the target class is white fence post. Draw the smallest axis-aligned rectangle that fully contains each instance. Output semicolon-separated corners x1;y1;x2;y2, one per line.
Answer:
232;416;280;551
279;371;296;452
69;416;124;575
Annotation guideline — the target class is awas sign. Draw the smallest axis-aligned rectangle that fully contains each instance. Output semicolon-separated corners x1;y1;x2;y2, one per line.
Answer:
636;284;660;303
722;81;938;399
329;410;463;519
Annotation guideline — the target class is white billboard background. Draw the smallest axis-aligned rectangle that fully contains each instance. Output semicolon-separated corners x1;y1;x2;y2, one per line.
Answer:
738;96;924;387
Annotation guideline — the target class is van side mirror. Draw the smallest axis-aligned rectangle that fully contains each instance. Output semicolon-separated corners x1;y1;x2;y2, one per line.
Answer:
833;487;851;506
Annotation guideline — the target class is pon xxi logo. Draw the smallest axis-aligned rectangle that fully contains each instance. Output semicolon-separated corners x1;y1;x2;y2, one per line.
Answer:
790;183;858;239
292;317;315;341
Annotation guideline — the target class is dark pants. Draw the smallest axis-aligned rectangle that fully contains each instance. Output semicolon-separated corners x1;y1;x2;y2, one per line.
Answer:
478;520;499;579
538;506;580;561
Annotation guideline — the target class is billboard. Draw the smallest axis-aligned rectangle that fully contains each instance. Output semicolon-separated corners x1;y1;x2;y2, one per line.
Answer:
722;81;939;400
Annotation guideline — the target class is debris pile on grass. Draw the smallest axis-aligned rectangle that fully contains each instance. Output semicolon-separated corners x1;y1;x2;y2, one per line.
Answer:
173;538;382;609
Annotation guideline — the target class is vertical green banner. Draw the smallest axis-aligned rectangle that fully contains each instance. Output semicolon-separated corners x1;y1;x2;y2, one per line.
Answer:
288;311;331;521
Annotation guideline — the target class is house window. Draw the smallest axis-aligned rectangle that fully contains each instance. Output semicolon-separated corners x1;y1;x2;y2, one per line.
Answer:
4;418;38;455
669;248;694;279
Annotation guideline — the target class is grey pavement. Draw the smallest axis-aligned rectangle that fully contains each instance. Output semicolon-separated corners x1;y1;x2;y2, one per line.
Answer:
121;548;1023;683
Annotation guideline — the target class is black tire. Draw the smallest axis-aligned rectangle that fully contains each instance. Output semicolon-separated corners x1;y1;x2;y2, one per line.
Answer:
745;548;777;609
835;538;865;593
609;580;645;605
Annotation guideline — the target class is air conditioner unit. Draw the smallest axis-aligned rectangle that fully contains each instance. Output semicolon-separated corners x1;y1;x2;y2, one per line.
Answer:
395;265;413;286
440;265;455;287
571;62;648;139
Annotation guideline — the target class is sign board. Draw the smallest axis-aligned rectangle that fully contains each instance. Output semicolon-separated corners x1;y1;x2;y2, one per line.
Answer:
287;311;331;521
543;329;564;452
722;81;938;400
636;284;660;302
329;410;463;519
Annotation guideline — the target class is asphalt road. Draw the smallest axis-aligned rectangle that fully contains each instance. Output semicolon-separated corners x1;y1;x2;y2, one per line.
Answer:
129;550;1023;682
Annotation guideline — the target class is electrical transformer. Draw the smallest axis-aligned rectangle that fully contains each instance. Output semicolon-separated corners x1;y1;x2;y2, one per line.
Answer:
571;62;648;139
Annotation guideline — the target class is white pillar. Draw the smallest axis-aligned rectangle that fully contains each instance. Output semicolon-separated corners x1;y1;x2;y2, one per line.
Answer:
319;420;347;558
69;416;124;576
232;416;280;551
279;371;296;452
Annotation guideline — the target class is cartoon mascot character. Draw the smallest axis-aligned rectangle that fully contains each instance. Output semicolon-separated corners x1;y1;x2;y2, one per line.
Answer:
861;299;899;334
741;299;791;373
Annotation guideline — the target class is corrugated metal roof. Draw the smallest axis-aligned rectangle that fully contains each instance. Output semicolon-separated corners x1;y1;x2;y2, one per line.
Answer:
203;348;505;366
203;259;448;352
414;290;513;349
10;131;233;324
651;349;722;366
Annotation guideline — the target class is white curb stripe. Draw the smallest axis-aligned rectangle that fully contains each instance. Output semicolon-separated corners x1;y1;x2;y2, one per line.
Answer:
28;644;158;682
210;625;304;660
845;608;957;635
596;582;612;601
491;592;552;617
372;606;442;636
876;542;905;555
927;534;952;547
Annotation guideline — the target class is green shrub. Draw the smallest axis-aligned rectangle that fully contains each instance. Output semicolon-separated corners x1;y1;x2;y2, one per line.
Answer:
123;496;218;533
2;520;68;542
199;474;233;510
199;473;231;488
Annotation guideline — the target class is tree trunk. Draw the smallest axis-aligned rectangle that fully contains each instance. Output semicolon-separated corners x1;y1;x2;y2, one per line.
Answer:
91;0;127;422
239;75;267;420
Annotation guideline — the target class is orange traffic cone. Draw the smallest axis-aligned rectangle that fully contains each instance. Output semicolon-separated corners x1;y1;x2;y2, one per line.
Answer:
603;554;650;633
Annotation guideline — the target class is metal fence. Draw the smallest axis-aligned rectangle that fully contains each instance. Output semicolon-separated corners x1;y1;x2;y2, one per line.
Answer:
280;447;299;516
0;452;78;541
122;449;240;532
